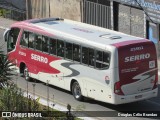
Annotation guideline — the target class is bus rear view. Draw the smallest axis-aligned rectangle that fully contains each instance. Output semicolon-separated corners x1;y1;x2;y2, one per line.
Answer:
113;40;158;104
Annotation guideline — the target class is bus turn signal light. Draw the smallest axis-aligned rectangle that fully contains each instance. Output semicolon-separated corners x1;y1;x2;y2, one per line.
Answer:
114;81;124;95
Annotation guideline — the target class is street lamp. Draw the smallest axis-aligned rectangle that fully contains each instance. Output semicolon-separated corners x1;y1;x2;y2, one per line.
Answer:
32;83;36;108
46;80;50;111
26;0;29;19
32;83;36;99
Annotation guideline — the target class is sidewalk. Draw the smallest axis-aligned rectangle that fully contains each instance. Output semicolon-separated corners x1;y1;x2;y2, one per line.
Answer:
0;17;15;29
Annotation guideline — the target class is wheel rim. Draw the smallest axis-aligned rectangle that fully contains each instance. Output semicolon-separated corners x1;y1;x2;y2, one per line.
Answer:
73;83;81;99
24;67;29;80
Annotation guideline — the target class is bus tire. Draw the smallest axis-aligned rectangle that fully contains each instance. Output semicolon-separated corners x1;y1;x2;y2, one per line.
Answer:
72;81;83;101
23;66;31;81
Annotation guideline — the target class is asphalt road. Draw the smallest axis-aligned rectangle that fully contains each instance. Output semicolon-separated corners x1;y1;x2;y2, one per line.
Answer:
1;29;160;120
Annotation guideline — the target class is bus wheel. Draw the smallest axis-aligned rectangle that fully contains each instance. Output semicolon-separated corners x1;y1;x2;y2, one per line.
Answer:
72;81;83;101
24;66;30;81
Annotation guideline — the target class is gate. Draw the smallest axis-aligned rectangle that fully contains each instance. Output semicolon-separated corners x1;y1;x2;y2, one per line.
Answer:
82;0;111;29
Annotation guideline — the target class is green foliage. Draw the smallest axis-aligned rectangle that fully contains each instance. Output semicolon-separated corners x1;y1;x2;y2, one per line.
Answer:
0;84;50;117
0;49;16;85
0;84;80;119
0;48;81;120
0;8;10;17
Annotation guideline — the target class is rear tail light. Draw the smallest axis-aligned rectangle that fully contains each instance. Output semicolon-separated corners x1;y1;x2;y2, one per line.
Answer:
114;81;124;95
152;73;158;90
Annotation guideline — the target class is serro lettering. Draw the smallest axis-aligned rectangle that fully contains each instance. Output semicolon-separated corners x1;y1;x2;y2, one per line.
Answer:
31;53;48;64
125;53;150;62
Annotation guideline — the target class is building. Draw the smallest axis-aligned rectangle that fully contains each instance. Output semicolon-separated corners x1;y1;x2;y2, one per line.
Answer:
82;0;160;57
112;0;160;57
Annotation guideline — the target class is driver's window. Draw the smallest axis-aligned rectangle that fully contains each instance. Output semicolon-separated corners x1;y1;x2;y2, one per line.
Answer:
8;28;20;52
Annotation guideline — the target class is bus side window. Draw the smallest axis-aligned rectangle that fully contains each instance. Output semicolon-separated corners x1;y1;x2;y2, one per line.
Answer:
73;44;80;62
66;42;73;60
102;52;110;68
35;34;42;51
50;38;57;55
28;32;35;49
89;48;95;67
57;40;64;57
96;51;103;68
82;47;89;65
42;36;50;53
20;31;29;47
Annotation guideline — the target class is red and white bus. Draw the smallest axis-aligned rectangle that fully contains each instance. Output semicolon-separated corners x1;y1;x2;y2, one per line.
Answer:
4;18;158;104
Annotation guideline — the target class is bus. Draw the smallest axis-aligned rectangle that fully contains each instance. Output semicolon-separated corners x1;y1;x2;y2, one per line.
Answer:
4;18;158;104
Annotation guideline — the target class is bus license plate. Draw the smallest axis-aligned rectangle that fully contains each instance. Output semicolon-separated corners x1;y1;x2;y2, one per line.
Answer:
135;95;142;99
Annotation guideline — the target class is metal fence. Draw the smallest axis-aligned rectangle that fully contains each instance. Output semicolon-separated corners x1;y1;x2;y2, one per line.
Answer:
0;8;26;21
83;0;111;29
0;0;26;21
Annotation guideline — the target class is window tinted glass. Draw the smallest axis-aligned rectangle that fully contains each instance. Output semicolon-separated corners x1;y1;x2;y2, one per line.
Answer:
42;36;50;53
82;47;89;65
18;30;110;70
95;51;110;69
28;32;35;49
66;42;73;60
73;44;80;62
96;51;103;68
103;52;110;68
35;34;42;51
20;31;29;47
89;48;95;67
50;38;57;55
57;40;64;57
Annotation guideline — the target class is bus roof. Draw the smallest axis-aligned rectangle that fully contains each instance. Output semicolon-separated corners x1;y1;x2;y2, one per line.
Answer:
13;18;147;48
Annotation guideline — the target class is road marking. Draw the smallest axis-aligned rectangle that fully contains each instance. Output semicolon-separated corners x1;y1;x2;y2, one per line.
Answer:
0;26;6;30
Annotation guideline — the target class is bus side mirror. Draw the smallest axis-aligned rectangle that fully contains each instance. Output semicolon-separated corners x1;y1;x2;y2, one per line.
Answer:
3;28;10;42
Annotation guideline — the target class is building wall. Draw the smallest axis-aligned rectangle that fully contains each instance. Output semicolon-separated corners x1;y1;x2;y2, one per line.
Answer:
31;0;47;18
118;4;145;38
30;0;81;21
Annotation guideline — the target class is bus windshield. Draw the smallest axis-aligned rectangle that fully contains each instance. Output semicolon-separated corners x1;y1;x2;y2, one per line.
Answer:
6;28;20;52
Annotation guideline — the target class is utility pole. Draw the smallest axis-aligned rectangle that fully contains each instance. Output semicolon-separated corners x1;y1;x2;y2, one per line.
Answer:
32;83;36;110
26;0;29;19
48;0;50;17
47;80;50;111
